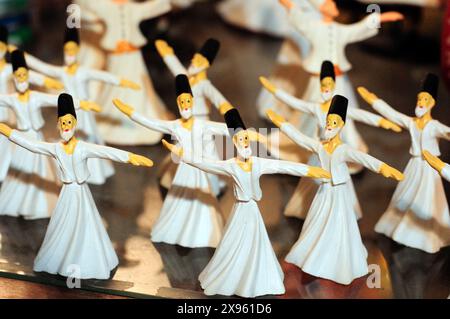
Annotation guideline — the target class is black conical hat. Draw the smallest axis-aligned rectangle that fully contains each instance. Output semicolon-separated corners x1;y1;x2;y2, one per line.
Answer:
64;26;79;45
175;74;193;97
320;60;335;81
198;38;220;65
11;50;27;72
421;73;438;99
224;108;246;136
327;95;348;123
57;93;77;119
0;25;8;44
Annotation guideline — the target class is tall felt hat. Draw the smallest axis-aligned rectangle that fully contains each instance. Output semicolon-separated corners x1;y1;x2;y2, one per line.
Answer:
0;25;8;44
58;93;77;119
320;60;335;81
64;26;80;45
11;50;28;72
327;95;348;123
175;74;193;97
224;108;246;136
198;38;220;65
420;73;439;100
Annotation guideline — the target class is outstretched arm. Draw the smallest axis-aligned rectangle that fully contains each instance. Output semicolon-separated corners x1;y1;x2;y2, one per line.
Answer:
154;40;187;77
85;68;140;90
25;53;63;79
83;142;153;167
423;150;450;182
260;157;330;179
434;121;450;141
162;139;231;177
260;77;317;115
0;124;55;157
202;82;233;115
267;109;320;153
34;92;101;113
358;86;411;129
345;147;404;181
28;70;64;91
348;108;402;133
113;99;174;135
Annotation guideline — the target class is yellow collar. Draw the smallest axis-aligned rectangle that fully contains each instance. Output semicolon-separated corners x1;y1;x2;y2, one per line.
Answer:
189;71;207;86
414;115;432;131
61;137;78;155
235;157;252;172
179;117;195;131
17;90;31;103
64;64;79;75
322;135;342;155
320;100;331;113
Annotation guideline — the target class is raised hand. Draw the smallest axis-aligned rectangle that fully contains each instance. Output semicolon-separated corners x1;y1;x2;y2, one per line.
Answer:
259;76;277;95
379;118;402;133
80;100;102;113
120;78;141;90
155;39;174;57
44;77;64;90
128;153;154;167
423;150;445;173
379;163;404;181
357;86;378;106
306;166;331;179
162;139;184;158
113;98;134;117
266;109;286;128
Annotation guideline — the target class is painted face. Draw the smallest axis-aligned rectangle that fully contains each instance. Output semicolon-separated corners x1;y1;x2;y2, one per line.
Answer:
324;114;344;140
58;114;77;142
320;77;335;101
187;53;210;75
177;93;194;119
415;92;435;118
63;41;79;66
233;130;252;159
14;67;29;93
0;42;7;60
320;0;339;18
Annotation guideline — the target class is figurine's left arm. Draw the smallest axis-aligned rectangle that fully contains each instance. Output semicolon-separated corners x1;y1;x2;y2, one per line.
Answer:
260;158;330;179
435;121;450;141
202;82;233;115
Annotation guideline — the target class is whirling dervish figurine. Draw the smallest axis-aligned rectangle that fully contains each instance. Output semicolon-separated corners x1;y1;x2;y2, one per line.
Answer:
163;105;331;298
155;38;230;196
275;0;404;152
113;75;228;248
270;95;404;285
0;93;153;279
358;73;450;253
24;26;140;185
82;0;173;146
0;26;63;182
261;60;401;219
0;50;100;220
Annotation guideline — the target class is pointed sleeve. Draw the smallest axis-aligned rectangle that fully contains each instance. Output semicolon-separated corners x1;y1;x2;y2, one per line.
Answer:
84;68;121;86
161;54;188;77
202;81;229;110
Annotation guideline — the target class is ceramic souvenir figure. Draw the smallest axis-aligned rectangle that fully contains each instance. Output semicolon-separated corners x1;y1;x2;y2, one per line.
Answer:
0;93;153;279
359;74;450;253
261;60;401;219
423;151;450;182
83;0;172;145
0;26;63;182
0;50;100;220
163;106;331;297
270;95;404;285
155;38;230;195
113;75;227;248
276;0;403;152
25;26;140;185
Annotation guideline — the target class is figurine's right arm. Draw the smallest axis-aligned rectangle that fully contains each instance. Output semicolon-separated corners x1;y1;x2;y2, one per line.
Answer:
279;121;320;153
155;40;187;77
7;129;55;157
184;158;231;177
25;53;62;79
443;164;450;182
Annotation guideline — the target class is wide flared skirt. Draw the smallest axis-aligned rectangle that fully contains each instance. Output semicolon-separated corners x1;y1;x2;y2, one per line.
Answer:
0;130;59;219
375;157;450;253
285;182;369;285
151;162;223;248
199;200;285;298
96;50;171;145
34;183;118;279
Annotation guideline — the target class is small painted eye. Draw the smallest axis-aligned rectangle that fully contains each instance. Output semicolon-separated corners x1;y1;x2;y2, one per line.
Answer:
68;121;71;124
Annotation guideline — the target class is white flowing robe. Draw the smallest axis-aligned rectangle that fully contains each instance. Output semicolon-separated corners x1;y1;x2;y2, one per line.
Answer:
156;51;230;194
26;54;122;185
283;7;381;152
83;0;172;145
7;130;131;279
442;164;450;182
0;66;53;181
282;131;385;285
0;92;81;219
373;99;450;253
185;156;311;298
129;112;227;248
273;89;385;219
